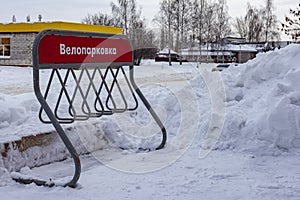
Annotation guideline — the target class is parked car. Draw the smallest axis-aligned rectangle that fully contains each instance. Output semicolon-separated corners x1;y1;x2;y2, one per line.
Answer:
154;48;187;62
155;53;188;62
212;64;230;72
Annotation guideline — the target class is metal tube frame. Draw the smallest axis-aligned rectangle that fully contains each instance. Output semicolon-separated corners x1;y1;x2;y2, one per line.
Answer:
13;29;167;188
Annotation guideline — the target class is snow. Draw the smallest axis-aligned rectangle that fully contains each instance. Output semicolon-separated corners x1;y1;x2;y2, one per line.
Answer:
157;48;179;54
218;44;300;154
225;44;257;52
0;44;300;199
183;44;257;52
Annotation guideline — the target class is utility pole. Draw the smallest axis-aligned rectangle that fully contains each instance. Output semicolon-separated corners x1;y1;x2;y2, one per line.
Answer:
179;0;182;65
168;0;172;66
199;0;204;65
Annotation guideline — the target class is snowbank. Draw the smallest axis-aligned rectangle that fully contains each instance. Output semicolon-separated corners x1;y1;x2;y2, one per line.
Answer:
1;44;300;169
215;44;300;154
0;63;199;172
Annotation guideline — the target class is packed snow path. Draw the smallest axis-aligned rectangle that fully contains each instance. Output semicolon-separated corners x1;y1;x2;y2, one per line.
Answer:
1;149;300;200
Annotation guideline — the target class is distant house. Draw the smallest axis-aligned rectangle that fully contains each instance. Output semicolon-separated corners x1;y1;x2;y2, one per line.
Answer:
181;36;295;64
181;43;258;63
224;44;258;63
0;21;122;66
246;41;293;52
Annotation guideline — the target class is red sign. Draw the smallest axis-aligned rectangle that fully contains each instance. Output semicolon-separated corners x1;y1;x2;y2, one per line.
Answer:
38;34;133;65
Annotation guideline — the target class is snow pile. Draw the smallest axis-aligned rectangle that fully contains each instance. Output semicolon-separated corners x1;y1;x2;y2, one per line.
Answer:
98;85;181;151
97;81;200;153
215;44;300;154
0;64;195;171
0;93;37;130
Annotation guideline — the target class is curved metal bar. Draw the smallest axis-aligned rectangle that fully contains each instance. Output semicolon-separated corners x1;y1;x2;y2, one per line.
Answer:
24;30;82;188
129;66;167;150
70;68;91;121
54;69;75;123
38;69;55;124
119;66;139;111
93;68;107;115
81;68;103;117
94;67;116;115
105;67;128;113
32;67;81;188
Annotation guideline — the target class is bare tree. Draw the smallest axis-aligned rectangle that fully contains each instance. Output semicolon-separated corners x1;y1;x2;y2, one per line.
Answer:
180;0;192;47
111;0;158;64
202;3;215;44
234;1;279;42
154;0;174;66
192;0;206;64
82;1;157;65
169;0;180;52
82;12;121;27
213;0;231;42
111;0;150;45
263;0;280;42
127;0;142;40
168;0;192;51
111;0;129;35
234;16;248;39
245;3;264;42
153;7;169;49
189;0;200;47
197;0;206;46
281;3;300;41
213;0;231;62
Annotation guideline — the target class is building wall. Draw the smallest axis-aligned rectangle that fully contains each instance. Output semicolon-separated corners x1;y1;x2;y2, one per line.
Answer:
234;52;257;63
0;22;123;66
0;33;36;66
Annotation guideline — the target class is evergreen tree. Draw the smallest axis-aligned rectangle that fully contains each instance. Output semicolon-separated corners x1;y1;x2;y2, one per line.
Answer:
26;15;30;22
12;15;16;23
38;14;42;22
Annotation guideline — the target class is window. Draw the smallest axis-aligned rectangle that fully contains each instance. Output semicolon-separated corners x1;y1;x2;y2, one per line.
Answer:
0;37;10;58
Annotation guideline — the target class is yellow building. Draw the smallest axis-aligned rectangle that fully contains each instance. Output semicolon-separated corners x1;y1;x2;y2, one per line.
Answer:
0;21;122;66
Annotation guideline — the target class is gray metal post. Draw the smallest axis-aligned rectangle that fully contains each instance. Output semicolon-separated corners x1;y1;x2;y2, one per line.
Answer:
129;66;167;150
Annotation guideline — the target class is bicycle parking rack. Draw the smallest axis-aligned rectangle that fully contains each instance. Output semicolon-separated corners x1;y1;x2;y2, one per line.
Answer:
13;29;167;188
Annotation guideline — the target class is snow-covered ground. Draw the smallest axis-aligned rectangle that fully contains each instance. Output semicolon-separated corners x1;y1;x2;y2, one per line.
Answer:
0;44;300;199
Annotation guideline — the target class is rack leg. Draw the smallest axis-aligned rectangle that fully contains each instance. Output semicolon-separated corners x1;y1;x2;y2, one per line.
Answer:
128;66;167;150
37;91;81;187
15;67;82;188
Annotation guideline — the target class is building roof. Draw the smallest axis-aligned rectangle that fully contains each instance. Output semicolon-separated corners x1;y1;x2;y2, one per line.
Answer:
157;48;178;54
182;44;257;53
181;51;233;56
225;44;257;52
0;21;122;34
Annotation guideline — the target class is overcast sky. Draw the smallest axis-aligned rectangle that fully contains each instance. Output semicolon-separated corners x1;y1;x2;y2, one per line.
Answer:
1;0;299;39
